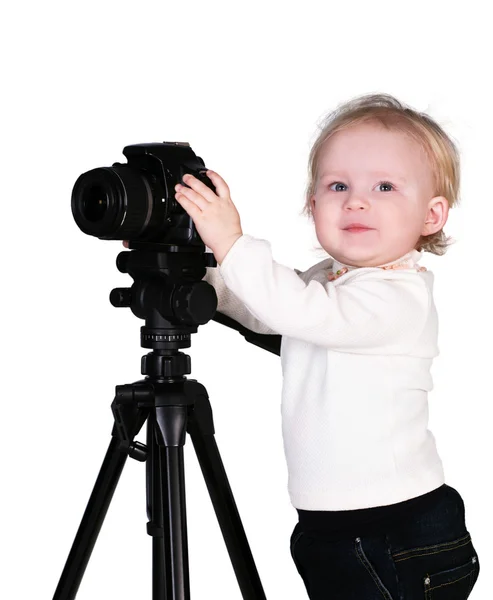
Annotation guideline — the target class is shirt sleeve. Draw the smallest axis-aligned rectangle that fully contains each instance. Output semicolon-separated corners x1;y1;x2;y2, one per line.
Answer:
219;234;430;352
203;263;279;335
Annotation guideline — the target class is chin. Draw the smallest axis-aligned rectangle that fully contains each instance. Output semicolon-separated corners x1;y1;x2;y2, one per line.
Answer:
333;248;380;267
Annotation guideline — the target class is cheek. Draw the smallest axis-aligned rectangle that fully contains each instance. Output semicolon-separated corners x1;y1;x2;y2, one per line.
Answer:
313;209;339;239
312;198;333;216
389;205;419;225
312;205;333;228
379;202;408;222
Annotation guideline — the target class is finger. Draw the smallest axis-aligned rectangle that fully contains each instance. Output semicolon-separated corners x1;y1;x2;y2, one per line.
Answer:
205;170;230;199
175;186;209;211
175;193;202;219
182;174;218;203
123;240;129;248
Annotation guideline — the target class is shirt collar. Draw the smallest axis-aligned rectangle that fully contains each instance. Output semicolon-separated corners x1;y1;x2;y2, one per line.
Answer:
329;249;425;281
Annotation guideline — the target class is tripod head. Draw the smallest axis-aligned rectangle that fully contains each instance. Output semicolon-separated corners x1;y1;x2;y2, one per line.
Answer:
111;240;218;378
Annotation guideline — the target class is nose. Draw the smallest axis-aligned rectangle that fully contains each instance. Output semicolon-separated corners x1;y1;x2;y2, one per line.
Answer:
344;192;370;210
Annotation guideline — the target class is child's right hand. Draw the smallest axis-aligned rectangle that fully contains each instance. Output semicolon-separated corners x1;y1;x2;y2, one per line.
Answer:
122;240;129;248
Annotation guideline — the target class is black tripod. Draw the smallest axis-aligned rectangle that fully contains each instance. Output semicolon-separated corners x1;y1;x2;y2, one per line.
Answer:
52;242;280;600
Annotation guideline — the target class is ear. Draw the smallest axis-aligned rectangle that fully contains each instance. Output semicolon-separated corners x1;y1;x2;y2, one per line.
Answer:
310;195;316;211
422;196;449;236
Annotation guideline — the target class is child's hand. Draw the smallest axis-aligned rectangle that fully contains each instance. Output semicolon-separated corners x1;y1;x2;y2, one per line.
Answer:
121;170;243;264
174;170;243;264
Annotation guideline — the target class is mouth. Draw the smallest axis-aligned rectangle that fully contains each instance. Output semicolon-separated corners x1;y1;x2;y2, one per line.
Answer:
344;227;374;233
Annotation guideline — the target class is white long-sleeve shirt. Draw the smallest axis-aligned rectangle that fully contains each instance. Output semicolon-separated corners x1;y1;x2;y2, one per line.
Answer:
203;234;445;510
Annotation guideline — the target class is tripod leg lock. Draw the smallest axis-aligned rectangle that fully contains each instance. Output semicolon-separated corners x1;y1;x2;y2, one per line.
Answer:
146;521;163;537
128;441;148;462
111;383;152;449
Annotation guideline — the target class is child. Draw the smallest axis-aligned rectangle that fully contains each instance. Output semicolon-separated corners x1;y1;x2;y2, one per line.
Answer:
172;92;480;599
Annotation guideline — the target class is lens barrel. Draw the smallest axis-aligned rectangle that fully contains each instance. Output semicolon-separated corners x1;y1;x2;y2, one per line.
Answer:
71;166;153;240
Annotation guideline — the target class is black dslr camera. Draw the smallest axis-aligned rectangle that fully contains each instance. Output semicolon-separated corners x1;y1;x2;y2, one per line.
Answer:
71;141;214;246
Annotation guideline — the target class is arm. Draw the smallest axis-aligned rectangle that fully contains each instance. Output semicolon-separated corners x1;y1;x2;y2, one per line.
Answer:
203;265;280;335
219;234;430;353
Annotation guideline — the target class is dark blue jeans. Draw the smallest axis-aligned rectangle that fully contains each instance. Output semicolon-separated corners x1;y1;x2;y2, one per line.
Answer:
290;485;480;599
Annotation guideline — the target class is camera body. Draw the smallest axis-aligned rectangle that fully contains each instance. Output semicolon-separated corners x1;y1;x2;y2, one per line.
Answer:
71;141;214;246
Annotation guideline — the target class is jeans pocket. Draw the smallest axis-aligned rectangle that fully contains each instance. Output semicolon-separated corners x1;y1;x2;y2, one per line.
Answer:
424;554;479;599
392;532;480;599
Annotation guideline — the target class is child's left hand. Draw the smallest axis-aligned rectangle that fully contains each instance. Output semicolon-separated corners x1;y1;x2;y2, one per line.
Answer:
175;170;243;265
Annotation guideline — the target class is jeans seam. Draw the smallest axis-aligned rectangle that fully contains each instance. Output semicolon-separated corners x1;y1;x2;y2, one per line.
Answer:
355;537;394;600
467;563;478;596
393;537;472;563
392;533;470;562
385;534;403;600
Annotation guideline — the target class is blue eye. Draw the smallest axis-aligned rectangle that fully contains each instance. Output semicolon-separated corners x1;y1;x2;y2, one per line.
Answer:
329;182;347;191
328;181;395;192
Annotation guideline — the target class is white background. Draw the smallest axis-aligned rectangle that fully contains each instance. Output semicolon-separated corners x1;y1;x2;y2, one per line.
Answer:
1;1;491;598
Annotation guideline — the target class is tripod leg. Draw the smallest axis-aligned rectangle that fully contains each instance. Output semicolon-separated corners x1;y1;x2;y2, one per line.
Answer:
154;405;191;600
53;437;129;600
188;394;267;600
146;415;166;599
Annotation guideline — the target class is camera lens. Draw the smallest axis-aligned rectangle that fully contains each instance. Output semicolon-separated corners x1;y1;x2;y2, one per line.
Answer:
82;184;108;222
71;166;154;240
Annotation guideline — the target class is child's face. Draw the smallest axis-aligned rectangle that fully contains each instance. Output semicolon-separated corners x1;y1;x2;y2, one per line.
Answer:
310;122;449;267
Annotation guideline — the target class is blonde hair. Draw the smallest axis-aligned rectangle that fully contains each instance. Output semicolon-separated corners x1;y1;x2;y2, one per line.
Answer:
300;93;461;255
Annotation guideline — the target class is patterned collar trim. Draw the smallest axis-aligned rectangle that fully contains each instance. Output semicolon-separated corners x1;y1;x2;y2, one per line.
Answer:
328;249;427;282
